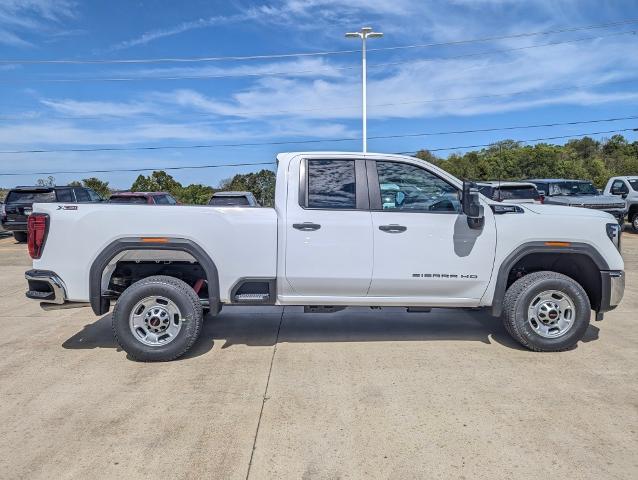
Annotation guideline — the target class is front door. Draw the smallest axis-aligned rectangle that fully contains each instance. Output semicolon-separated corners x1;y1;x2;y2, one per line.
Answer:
284;158;373;297
367;159;497;304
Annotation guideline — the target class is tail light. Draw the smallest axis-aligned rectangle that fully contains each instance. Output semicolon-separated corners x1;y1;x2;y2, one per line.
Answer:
539;194;545;204
27;213;49;259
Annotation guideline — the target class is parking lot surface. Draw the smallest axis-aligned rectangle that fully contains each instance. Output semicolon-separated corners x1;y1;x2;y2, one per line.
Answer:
0;233;636;480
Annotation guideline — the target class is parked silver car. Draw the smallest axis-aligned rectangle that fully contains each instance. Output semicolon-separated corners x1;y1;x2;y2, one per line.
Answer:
528;179;626;224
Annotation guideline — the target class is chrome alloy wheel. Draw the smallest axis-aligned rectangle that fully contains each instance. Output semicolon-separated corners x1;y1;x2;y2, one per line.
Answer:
129;296;182;346
527;290;576;338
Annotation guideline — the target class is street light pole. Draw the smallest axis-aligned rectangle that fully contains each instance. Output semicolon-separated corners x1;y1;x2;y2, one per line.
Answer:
346;27;383;153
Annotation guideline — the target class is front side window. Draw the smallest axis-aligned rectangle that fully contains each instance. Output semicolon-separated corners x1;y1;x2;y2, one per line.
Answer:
612;180;629;194
86;189;103;202
307;160;356;209
74;188;90;202
376;161;460;212
549;181;598;196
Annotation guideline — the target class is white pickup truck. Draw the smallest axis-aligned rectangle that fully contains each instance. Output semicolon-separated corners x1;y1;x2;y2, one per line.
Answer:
25;152;625;361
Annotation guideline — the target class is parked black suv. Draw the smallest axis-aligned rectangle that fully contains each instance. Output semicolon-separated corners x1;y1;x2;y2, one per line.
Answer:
1;186;103;242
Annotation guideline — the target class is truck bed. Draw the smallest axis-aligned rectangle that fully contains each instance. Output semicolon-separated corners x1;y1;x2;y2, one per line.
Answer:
32;203;278;303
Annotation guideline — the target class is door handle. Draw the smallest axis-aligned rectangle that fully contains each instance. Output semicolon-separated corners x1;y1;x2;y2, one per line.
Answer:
293;222;321;231
379;224;407;233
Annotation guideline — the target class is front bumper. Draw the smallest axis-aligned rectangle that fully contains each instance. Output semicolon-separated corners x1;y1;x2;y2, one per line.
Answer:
25;269;67;305
598;270;625;313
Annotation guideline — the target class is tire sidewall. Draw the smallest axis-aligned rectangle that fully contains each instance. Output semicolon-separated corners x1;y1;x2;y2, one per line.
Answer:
113;280;201;361
514;277;591;351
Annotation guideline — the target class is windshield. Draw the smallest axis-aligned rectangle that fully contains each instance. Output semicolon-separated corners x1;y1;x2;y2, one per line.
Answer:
548;181;598;196
109;196;148;204
629;180;638;191
6;190;55;203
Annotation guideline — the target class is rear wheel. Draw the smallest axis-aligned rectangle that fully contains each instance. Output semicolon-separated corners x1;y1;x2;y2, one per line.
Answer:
502;271;591;352
13;231;27;243
112;275;203;361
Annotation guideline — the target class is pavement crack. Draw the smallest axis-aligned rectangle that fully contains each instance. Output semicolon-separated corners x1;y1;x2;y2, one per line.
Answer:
245;306;285;480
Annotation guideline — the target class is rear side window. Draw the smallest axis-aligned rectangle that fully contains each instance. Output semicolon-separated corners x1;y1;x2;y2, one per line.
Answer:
154;195;170;205
55;188;75;202
307;160;356;209
497;186;540;200
6;190;55;203
74;188;90;202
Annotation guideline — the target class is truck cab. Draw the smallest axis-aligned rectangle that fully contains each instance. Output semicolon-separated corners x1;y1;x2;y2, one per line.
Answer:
604;176;638;231
24;152;625;361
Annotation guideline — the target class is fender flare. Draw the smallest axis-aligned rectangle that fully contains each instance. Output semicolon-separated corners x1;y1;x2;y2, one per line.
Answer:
490;241;609;317
89;237;221;316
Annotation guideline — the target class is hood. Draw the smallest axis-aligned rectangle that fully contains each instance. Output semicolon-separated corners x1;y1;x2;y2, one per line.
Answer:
545;194;625;207
522;203;615;220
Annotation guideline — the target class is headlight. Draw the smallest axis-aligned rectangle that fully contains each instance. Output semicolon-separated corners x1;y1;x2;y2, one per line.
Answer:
606;223;621;250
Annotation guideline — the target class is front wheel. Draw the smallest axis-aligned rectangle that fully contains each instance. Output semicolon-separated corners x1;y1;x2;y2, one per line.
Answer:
112;275;203;361
502;271;591;352
631;213;638;232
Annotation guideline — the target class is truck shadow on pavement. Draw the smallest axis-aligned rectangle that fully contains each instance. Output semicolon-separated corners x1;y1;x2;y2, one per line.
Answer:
62;306;601;360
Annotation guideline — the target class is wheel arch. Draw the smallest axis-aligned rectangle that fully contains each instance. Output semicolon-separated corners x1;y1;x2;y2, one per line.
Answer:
89;237;220;316
490;242;609;317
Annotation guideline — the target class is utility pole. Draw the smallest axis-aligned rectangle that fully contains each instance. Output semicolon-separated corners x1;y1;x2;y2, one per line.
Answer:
345;27;383;153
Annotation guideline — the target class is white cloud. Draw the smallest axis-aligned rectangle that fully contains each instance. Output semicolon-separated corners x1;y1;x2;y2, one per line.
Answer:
0;0;76;47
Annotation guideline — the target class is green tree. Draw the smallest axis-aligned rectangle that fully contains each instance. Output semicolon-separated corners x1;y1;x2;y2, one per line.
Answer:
219;169;276;206
179;184;215;205
131;171;182;197
69;178;111;198
36;176;55;187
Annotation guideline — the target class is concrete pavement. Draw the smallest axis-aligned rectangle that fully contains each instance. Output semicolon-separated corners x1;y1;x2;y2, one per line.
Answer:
0;233;636;479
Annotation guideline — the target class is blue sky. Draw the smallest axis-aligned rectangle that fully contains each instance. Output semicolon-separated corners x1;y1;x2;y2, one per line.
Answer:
0;0;637;188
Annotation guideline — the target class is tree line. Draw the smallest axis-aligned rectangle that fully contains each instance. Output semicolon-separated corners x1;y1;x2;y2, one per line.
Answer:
417;134;638;187
4;134;635;205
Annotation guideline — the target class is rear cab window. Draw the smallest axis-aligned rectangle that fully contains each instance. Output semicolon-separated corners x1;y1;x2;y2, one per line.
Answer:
6;190;56;203
210;196;250;206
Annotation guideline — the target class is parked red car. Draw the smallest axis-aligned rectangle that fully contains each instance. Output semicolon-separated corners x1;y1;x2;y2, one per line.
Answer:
109;192;178;205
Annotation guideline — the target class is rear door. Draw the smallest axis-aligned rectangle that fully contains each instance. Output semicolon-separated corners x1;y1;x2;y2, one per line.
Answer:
284;157;373;297
367;159;497;304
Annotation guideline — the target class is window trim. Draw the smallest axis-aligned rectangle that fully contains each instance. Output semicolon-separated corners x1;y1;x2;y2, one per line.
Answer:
366;159;461;214
298;158;369;211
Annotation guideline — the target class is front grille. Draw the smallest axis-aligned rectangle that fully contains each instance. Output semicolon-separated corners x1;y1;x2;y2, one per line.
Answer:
579;204;625;209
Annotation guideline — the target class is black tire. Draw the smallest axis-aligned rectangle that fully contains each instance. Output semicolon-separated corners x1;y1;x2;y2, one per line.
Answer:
112;275;203;361
631;213;638;232
502;271;591;352
13;231;27;243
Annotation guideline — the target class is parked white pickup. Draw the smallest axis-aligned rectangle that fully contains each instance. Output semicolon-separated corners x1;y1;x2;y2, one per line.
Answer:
25;152;624;360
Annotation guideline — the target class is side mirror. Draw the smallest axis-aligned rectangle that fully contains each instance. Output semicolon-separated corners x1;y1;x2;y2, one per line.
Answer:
462;181;484;229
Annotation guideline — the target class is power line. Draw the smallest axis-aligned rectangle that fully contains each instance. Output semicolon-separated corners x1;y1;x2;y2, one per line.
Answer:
0;129;633;177
1;30;634;84
401;128;636;154
0;162;277;177
1;78;635;121
0;116;635;154
0;122;634;156
1;19;637;65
